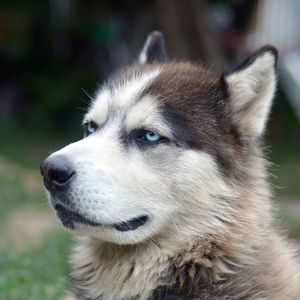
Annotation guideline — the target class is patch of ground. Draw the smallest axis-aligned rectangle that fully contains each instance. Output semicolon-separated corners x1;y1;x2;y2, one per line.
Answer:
1;208;60;250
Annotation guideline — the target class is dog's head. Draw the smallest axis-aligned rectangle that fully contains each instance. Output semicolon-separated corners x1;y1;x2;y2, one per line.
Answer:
41;32;277;245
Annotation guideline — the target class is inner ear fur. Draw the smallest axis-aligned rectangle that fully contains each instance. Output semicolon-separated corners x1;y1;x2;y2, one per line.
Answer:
139;31;168;65
223;46;278;139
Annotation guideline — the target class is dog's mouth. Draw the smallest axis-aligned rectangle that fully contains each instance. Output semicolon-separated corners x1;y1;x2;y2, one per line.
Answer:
54;204;101;229
113;215;149;232
54;204;149;232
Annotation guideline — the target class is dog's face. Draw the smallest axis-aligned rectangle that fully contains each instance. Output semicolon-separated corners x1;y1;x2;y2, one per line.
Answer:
41;32;277;245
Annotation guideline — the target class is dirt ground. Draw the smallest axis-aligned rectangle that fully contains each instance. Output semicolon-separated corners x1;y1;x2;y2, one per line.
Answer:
0;154;61;250
1;208;60;250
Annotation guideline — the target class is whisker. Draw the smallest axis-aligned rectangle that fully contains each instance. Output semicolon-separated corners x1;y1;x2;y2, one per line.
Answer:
81;88;94;102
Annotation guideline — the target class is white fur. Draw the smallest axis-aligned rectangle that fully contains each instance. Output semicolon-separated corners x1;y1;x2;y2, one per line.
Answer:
113;69;160;108
48;132;174;244
125;96;172;137
84;69;161;125
84;89;110;126
62;148;237;299
48;78;236;245
139;34;153;65
48;121;234;246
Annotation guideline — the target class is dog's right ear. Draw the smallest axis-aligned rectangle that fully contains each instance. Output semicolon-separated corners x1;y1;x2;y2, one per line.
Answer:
139;31;168;65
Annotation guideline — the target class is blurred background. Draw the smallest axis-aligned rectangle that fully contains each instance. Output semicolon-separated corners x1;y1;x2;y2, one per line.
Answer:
0;0;299;299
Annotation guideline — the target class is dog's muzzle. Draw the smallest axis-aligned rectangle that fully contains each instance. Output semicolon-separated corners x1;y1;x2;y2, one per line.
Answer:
40;155;150;232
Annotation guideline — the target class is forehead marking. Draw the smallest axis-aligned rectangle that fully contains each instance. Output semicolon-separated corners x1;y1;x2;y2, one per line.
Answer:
114;69;161;108
84;89;110;125
84;69;161;125
125;96;172;136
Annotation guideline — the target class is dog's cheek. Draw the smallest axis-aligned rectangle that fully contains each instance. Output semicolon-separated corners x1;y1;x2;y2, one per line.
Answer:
173;150;235;212
108;149;179;227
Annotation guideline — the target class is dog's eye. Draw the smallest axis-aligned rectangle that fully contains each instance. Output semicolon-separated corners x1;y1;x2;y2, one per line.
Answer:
144;131;161;142
83;121;98;137
133;129;168;145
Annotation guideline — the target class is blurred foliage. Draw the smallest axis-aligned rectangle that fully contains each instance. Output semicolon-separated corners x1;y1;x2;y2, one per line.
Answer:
268;89;300;197
0;0;142;131
0;0;299;142
0;120;80;167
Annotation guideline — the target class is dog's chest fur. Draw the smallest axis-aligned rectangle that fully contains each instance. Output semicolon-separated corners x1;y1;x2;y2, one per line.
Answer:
69;236;231;300
69;232;300;300
70;239;183;299
70;237;173;300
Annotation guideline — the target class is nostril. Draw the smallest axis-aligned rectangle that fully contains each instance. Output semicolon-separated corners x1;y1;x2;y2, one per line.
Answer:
49;165;74;185
41;155;75;190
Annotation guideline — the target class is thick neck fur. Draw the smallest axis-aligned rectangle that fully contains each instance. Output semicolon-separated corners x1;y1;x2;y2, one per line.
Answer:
70;233;300;300
69;152;300;300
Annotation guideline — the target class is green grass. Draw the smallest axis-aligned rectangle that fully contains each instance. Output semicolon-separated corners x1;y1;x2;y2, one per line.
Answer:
0;233;72;300
0;159;73;299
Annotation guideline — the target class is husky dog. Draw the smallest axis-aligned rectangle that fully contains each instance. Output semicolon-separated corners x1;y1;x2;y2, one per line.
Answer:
41;32;300;299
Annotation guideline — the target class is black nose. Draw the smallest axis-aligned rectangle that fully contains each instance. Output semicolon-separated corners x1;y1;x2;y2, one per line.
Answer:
41;155;75;191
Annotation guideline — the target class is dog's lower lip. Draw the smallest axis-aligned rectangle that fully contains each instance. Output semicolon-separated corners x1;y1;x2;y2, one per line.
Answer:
113;215;149;232
54;204;101;229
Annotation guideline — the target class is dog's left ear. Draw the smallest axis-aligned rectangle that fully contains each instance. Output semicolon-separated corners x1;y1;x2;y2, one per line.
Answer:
223;46;278;139
139;31;168;65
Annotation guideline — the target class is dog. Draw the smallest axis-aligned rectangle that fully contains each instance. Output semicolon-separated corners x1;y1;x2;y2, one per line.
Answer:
41;32;300;299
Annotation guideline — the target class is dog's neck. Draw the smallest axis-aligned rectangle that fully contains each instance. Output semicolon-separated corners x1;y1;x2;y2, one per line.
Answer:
69;232;250;300
69;230;300;300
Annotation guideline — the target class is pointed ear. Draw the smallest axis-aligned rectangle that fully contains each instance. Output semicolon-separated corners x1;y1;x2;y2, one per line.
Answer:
139;31;168;65
223;46;278;139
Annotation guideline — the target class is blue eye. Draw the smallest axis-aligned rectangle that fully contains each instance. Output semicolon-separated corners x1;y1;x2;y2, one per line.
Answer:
144;131;161;142
135;129;170;146
84;121;98;137
132;129;169;146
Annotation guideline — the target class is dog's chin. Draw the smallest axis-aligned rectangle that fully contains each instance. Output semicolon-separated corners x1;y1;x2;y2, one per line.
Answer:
74;224;155;245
